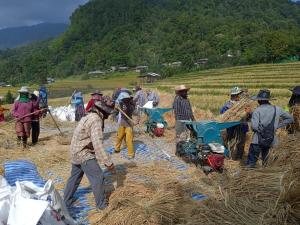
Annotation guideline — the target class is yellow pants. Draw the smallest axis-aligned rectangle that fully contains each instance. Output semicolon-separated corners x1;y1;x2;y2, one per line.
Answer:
115;126;134;157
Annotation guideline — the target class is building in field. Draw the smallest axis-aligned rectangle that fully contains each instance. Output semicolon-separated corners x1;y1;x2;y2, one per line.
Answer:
138;72;161;84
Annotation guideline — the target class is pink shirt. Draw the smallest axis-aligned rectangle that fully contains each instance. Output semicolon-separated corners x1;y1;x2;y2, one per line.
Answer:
12;101;34;122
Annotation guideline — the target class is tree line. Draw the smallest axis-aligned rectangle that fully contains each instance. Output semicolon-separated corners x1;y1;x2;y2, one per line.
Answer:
0;0;299;84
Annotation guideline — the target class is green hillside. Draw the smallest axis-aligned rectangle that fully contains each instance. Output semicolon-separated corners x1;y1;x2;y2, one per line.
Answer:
0;0;300;84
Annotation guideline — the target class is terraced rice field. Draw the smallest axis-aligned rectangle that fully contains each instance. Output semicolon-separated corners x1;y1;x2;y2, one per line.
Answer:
151;62;300;113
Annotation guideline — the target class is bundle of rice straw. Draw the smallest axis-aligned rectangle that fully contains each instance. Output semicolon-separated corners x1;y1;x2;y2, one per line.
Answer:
90;180;183;225
218;97;257;122
290;104;300;132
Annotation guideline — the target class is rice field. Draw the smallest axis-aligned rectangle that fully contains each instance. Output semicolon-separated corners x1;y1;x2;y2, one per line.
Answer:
149;62;300;113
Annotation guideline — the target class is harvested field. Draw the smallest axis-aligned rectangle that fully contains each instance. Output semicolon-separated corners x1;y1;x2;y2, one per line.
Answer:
0;62;299;224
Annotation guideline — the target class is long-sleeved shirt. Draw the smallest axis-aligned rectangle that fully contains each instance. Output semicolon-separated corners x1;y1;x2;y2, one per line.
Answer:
70;112;112;165
12;101;34;122
251;104;294;145
31;98;41;121
133;90;146;108
147;91;160;106
118;100;135;127
172;95;194;120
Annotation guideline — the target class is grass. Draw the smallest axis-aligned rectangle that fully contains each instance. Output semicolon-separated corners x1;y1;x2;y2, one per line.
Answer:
1;62;299;114
0;71;139;99
148;62;300;113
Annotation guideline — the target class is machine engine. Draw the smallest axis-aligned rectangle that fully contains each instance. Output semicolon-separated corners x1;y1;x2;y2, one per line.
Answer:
175;120;240;174
143;108;173;137
176;141;224;174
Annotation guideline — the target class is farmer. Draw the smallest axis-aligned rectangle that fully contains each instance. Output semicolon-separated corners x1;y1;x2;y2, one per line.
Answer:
114;92;135;159
71;91;85;121
12;87;34;148
287;86;300;133
39;86;48;117
86;90;103;112
146;89;160;107
220;87;249;160
172;85;195;140
0;103;9;122
64;100;115;209
246;89;293;168
31;90;41;145
133;85;146;123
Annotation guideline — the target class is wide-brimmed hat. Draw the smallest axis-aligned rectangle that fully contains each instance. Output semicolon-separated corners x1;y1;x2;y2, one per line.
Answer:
290;86;300;95
91;90;103;96
18;86;29;93
175;85;190;92
94;100;114;115
118;92;131;100
251;89;275;101
230;86;243;95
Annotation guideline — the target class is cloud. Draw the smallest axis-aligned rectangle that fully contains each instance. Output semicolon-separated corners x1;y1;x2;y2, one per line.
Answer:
0;0;89;28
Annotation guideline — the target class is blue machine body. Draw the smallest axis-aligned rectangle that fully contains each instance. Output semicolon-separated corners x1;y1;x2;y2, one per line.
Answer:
180;120;240;146
143;108;173;124
143;108;173;134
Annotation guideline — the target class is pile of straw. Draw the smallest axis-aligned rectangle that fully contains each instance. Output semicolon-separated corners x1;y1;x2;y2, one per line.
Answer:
218;97;257;122
88;163;203;225
91;182;183;225
188;133;300;225
56;134;72;145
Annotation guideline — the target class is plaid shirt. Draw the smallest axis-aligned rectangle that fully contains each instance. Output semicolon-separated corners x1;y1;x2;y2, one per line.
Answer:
70;112;112;165
172;95;194;120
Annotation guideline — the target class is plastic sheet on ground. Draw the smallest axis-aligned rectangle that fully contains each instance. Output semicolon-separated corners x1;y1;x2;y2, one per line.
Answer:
50;105;76;122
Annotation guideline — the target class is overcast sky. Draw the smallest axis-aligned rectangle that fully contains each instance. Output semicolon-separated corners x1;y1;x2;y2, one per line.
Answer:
0;0;89;29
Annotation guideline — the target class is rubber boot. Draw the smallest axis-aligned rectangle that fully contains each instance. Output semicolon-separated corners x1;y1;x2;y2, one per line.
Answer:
17;136;22;147
22;136;28;149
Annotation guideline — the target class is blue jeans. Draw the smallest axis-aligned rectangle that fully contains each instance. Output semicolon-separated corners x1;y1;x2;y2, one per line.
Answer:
247;144;270;167
64;159;106;209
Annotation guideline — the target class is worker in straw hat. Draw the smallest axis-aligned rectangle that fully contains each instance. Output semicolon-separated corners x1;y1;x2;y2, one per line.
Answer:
245;89;293;168
12;86;34;148
86;90;103;112
173;85;195;140
64;99;115;210
114;92;136;159
220;86;249;161
287;86;300;133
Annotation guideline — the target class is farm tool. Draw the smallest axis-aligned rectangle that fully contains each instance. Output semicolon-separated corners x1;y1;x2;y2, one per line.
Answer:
176;120;240;174
142;107;173;137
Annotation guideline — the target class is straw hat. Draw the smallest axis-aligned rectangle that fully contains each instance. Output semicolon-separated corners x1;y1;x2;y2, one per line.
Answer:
18;86;29;93
230;86;243;95
175;85;190;92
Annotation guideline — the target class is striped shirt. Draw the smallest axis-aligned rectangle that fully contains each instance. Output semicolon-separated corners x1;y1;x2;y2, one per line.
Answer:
70;112;112;165
133;90;146;107
172;95;194;120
